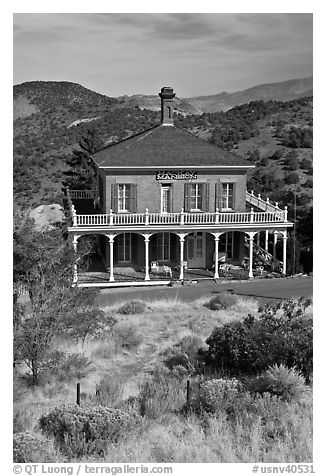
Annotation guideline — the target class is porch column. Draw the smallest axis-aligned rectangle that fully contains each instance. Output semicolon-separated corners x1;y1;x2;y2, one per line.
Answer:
265;231;269;252
179;234;186;280
256;232;260;246
214;234;220;279
144;234;150;281
282;232;287;276
72;234;79;284
273;231;278;262
248;233;254;279
109;235;115;282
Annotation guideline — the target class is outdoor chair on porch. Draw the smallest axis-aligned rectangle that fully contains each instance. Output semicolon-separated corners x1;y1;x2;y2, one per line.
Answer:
150;261;173;278
212;252;228;272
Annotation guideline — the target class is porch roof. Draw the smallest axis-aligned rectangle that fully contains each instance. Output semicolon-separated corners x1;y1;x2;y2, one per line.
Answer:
91;125;253;168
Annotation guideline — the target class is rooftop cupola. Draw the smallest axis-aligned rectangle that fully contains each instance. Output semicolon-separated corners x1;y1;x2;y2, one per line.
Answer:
159;86;175;126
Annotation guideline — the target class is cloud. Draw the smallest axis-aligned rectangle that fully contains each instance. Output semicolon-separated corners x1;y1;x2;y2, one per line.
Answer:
13;13;313;97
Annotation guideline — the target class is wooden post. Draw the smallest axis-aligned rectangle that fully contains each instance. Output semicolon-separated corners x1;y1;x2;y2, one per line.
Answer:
186;379;190;414
77;382;80;406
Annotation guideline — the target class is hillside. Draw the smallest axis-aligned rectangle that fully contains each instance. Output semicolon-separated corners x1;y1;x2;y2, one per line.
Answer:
13;81;161;208
184;77;313;113
117;93;198;115
13;80;312;224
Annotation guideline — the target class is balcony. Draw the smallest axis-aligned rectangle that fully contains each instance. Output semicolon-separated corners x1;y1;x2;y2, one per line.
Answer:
66;189;290;231
70;209;288;227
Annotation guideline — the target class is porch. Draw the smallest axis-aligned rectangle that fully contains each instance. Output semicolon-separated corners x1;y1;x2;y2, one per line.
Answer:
66;189;292;286
77;265;255;287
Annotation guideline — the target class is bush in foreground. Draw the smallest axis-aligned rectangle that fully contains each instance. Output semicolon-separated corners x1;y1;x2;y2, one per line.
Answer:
206;293;237;311
13;432;58;463
249;364;306;402
117;300;147;315
196;378;243;413
206;299;312;381
39;404;134;457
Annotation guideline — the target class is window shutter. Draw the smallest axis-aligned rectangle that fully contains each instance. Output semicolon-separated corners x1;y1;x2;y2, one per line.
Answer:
170;184;173;213
203;183;210;211
232;182;236;210
111;184;118;212
215;182;222;210
130;184;137;212
184;183;191;212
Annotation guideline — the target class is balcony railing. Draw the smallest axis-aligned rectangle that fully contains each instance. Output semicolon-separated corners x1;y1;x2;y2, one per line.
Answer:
246;190;281;212
70;207;288;228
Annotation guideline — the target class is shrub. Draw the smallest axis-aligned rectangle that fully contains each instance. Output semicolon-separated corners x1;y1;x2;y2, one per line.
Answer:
285;172;300;185
303;179;313;189
13;432;58;463
138;369;187;419
206;293;237;311
32;351;92;385
163;335;206;373
271;149;284;160
206;299;313;382
117;300;147;315
114;322;143;350
93;377;124;407
39;404;133;457
197;378;243;413
52;352;92;382
284;157;300;171
300;158;312;170
249;364;306;402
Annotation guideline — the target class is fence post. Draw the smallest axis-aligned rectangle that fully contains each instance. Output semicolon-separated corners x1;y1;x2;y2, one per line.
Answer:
77;382;80;406
186;379;190;414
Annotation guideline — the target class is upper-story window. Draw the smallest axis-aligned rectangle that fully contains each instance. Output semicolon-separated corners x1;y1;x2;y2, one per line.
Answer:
221;183;234;210
190;184;203;211
161;185;172;213
118;184;130;212
184;183;209;212
111;184;137;213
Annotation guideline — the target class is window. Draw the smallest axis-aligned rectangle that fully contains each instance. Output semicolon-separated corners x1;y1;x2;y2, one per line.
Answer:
185;183;209;212
161;185;172;213
157;233;170;261
221;183;234;210
190;183;203;210
112;184;137;213
118;233;131;262
220;232;234;258
118;184;131;212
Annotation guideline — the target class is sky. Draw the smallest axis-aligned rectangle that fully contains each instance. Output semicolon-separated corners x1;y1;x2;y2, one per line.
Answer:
13;13;313;98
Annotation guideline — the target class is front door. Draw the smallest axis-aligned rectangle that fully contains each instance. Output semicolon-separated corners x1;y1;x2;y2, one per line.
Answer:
187;232;205;268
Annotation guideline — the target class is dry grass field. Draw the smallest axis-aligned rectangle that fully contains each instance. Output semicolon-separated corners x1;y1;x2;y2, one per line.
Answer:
13;295;313;463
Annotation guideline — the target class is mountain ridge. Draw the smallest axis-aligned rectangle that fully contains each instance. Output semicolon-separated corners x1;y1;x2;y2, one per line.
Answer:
14;77;313;120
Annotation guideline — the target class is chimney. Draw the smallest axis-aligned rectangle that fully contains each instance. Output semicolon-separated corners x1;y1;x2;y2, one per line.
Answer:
159;86;175;126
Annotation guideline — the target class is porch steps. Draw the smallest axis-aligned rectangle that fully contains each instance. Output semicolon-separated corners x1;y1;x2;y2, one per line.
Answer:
246;190;281;213
245;241;283;273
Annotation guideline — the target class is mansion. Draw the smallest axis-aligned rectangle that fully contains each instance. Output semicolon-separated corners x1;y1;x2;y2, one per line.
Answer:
67;87;292;286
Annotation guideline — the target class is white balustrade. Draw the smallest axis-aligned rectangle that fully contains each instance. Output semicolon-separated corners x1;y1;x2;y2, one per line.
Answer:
69;189;98;199
245;190;280;213
73;209;286;227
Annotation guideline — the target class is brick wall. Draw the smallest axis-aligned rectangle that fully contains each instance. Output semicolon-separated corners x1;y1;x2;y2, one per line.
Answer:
103;169;247;213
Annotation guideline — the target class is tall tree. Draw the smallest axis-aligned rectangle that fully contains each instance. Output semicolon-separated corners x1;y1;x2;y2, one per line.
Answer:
63;127;104;190
13;211;105;385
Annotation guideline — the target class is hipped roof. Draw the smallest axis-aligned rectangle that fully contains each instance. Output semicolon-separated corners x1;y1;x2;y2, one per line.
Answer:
92;124;251;168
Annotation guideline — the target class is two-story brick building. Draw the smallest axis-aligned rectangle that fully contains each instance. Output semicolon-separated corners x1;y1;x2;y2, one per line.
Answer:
67;87;292;286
